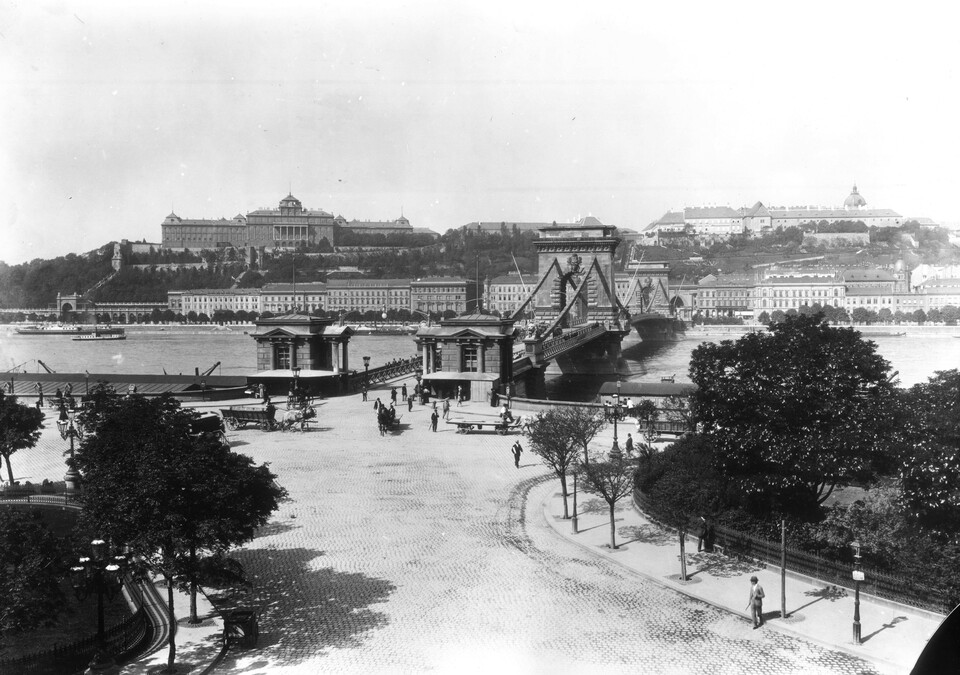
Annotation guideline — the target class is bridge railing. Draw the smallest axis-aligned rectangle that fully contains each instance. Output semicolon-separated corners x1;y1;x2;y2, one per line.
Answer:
345;356;424;393
538;324;607;362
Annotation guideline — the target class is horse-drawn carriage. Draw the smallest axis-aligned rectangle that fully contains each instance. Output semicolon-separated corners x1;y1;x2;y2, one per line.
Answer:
220;406;277;431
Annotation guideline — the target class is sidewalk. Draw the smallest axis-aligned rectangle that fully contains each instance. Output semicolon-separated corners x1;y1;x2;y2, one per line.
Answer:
120;578;225;675
541;486;940;675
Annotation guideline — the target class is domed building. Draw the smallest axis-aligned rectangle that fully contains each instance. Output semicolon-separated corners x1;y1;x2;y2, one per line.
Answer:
844;184;867;210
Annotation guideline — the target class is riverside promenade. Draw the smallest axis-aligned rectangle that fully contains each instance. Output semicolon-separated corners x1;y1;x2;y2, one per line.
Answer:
4;383;943;674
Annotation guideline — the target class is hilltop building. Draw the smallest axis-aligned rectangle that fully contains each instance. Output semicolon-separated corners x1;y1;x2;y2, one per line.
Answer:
645;185;903;245
161;194;421;252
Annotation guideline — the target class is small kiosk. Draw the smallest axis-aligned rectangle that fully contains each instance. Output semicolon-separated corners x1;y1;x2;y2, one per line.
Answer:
415;311;519;406
248;313;354;397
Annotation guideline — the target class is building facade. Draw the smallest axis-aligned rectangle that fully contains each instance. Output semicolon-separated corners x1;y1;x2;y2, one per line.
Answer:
411;277;478;315
647;186;903;245
162;194;424;252
260;282;328;314
325;279;412;314
167;289;263;316
486;273;531;317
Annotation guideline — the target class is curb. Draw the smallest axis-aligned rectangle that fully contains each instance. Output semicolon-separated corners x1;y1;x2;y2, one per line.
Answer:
539;494;908;675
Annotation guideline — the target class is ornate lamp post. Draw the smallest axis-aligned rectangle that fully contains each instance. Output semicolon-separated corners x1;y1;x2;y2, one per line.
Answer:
71;539;127;672
362;356;371;389
58;408;82;494
851;540;863;644
603;376;627;461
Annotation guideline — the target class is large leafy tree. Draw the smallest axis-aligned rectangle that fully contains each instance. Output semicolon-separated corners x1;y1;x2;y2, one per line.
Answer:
525;407;605;518
0;507;69;637
637;435;732;580
0;393;44;485
73;394;286;671
897;370;960;535
690;313;896;515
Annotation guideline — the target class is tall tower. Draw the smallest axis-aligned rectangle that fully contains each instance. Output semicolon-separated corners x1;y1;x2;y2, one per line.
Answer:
111;242;123;271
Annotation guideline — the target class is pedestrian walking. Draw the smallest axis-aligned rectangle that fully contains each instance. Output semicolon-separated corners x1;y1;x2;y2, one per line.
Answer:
408;395;413;412
430;409;439;432
401;383;407;401
442;398;450;420
259;383;267;402
362;385;368;402
697;516;708;552
374;397;381;411
456;386;463;406
511;440;523;468
625;433;634;456
391;387;397;404
34;383;43;409
746;576;765;628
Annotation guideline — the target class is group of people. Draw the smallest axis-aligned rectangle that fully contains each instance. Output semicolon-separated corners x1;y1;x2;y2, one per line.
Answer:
33;383;77;415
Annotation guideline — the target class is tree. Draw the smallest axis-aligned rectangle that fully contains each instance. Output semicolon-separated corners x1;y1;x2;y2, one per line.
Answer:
926;308;942;324
851;307;871;324
770;310;786;324
74;394;286;671
0;507;69;637
689;313;897;516
877;308;893;324
0;394;44;485
757;311;770;324
637;435;732;580
577;457;636;549
912;309;927;324
941;305;960;325
525;407;606;518
897;370;960;535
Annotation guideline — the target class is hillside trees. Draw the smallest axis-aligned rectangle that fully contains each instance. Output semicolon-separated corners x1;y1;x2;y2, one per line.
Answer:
690;313;897;516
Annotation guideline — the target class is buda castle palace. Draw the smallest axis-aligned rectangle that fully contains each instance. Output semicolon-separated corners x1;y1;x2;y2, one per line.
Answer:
161;193;436;252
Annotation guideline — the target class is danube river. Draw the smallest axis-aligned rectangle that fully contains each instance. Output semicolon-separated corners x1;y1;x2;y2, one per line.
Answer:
1;325;958;399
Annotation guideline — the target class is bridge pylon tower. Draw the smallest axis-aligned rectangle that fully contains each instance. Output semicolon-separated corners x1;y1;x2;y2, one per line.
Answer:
510;221;629;333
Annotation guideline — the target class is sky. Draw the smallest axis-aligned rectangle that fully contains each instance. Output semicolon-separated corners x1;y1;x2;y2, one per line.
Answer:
2;0;959;265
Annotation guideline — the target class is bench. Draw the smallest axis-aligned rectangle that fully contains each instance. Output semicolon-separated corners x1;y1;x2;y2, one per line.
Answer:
448;418;522;435
220;407;276;431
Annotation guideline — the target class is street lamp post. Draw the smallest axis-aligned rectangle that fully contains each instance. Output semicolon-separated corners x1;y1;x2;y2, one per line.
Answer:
71;539;127;672
59;409;82;494
603;376;627;461
851;540;863;644
362;355;371;392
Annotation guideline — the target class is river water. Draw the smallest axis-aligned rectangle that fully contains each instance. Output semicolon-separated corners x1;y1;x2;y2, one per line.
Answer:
1;325;957;399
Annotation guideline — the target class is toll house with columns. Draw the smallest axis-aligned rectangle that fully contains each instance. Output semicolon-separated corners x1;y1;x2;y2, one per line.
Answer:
249;313;354;396
415;311;519;404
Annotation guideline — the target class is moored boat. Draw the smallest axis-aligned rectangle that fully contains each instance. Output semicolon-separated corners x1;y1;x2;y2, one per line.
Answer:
17;323;126;336
72;328;126;341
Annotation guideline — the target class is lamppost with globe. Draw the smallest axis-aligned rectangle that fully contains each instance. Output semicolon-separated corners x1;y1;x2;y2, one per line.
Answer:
70;539;128;671
603;376;629;461
58;408;82;494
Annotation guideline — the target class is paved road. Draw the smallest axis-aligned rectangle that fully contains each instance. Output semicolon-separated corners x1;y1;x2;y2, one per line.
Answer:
187;391;882;675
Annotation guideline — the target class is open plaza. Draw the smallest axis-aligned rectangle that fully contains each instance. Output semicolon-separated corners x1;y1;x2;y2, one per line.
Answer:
4;376;942;675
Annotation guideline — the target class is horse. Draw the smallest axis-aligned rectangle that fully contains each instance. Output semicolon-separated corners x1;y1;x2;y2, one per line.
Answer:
278;406;317;432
